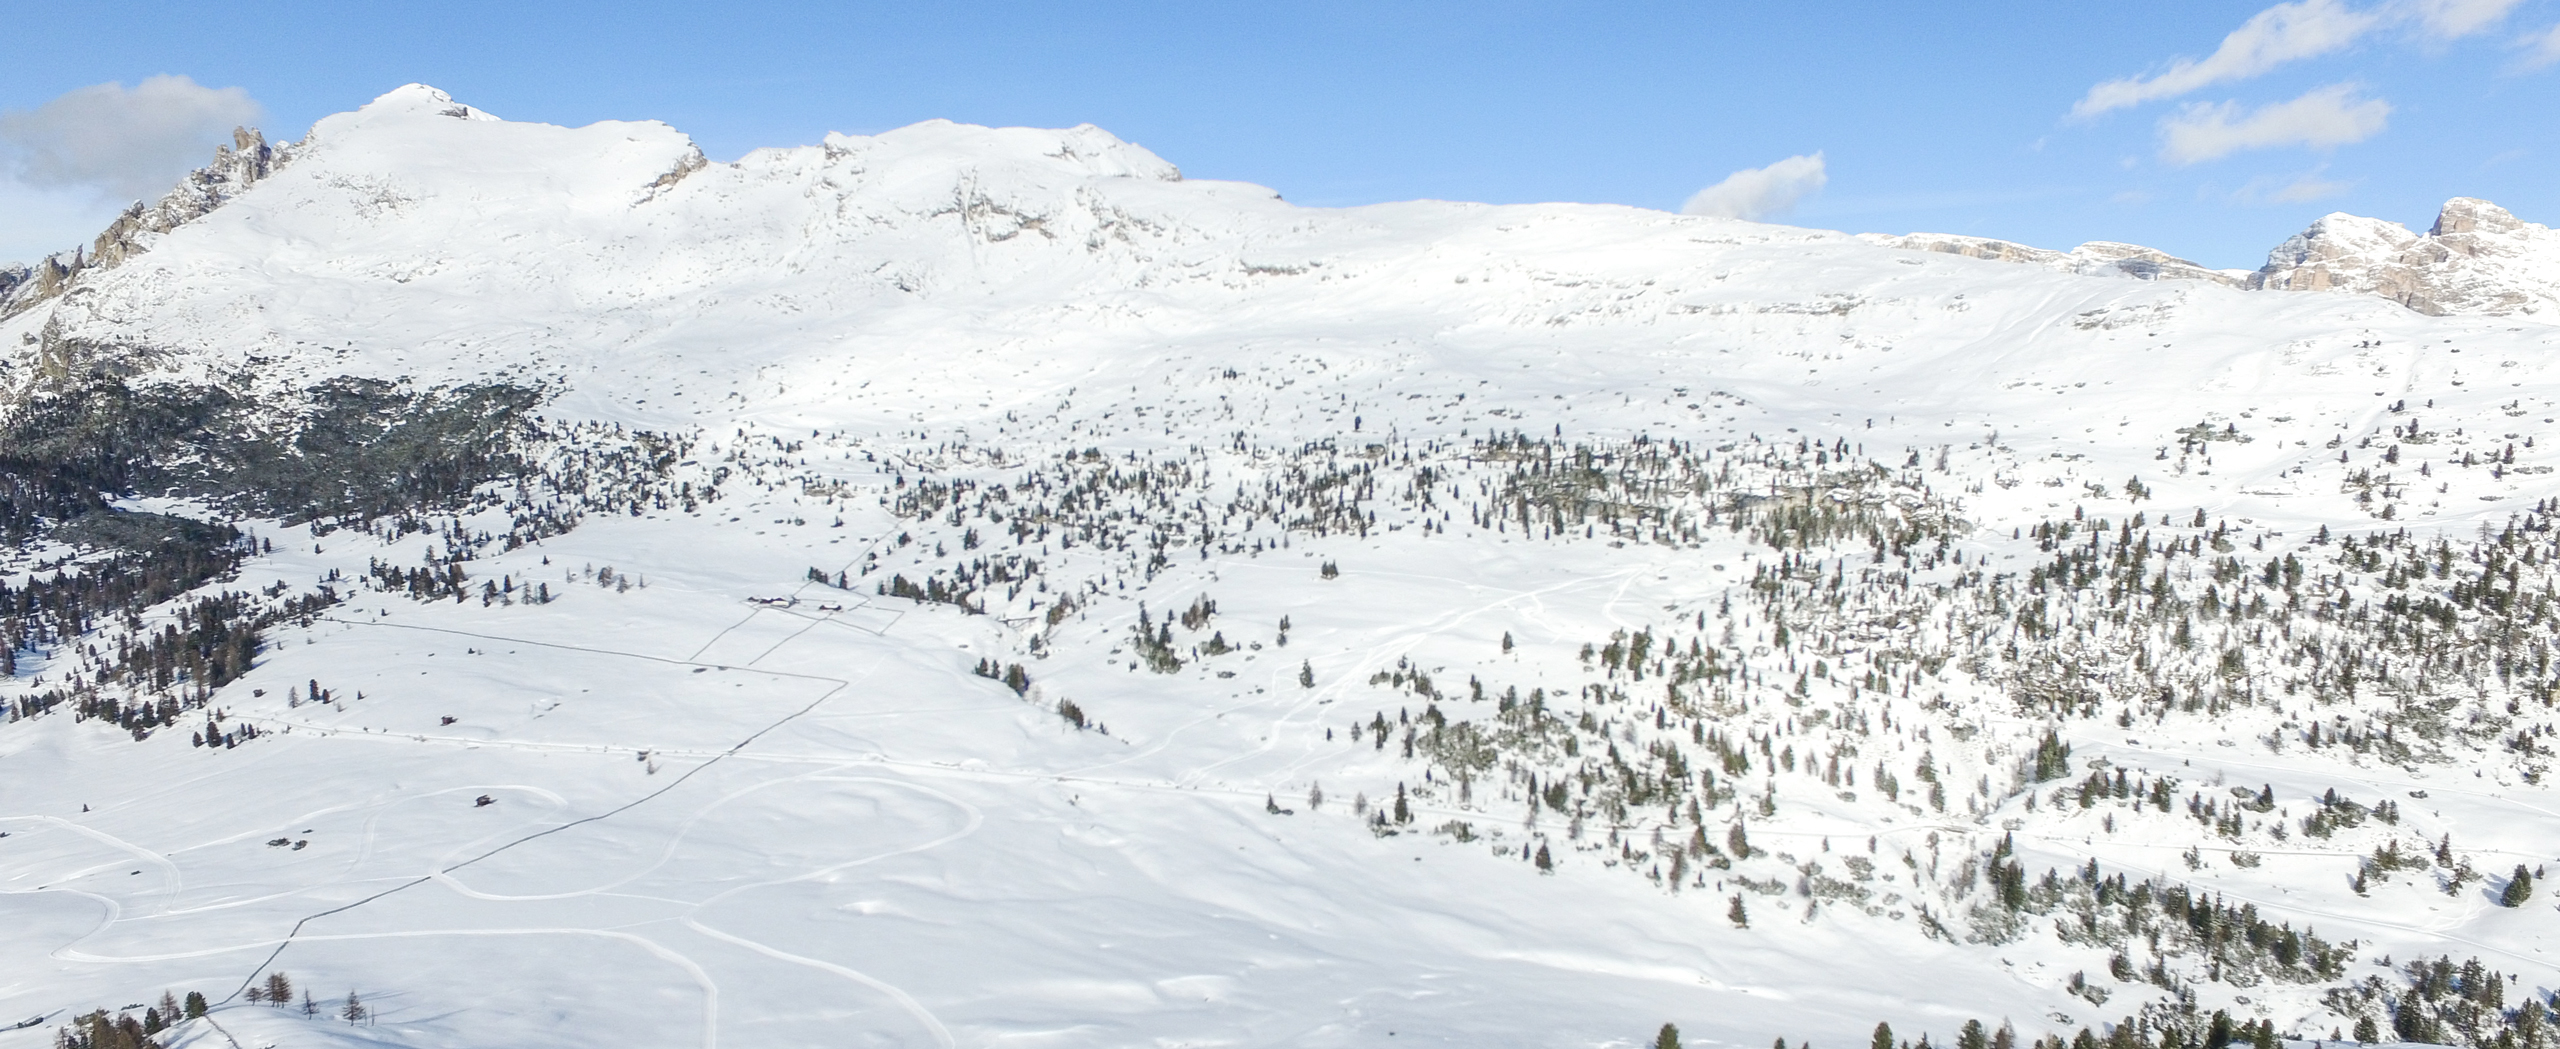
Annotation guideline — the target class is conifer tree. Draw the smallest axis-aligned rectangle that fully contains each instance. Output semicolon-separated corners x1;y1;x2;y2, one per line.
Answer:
183;992;207;1019
2205;1010;2234;1049
1534;843;1553;872
1728;894;1750;927
1874;1022;1895;1049
341;991;366;1025
264;971;292;1007
1655;1023;1683;1049
2504;865;2534;907
1960;1020;1988;1049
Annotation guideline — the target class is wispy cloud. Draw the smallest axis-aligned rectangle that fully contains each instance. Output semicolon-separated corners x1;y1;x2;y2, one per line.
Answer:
2521;22;2560;68
2073;0;2522;118
0;75;260;202
2235;168;2357;203
2158;84;2390;164
1680;153;1827;221
2272;174;2355;201
2404;0;2526;38
2075;0;2379;117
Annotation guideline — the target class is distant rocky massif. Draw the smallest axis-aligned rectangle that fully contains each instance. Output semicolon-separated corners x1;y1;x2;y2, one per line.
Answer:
1867;197;2560;318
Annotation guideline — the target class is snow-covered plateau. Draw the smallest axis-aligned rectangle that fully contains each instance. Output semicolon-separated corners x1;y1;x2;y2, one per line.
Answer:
4;84;2560;1049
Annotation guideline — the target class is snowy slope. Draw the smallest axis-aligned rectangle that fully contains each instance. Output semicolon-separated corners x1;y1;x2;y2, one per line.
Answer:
4;85;2560;1049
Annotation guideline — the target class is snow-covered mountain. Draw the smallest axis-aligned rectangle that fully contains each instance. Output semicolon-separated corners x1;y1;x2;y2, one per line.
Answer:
1868;197;2560;319
2252;197;2560;317
4;85;2560;1049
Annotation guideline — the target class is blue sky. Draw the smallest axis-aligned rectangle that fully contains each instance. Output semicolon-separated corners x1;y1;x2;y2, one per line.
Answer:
3;0;2554;268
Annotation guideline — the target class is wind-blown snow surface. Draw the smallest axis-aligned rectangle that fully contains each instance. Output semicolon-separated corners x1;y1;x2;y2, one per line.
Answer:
5;85;2560;1048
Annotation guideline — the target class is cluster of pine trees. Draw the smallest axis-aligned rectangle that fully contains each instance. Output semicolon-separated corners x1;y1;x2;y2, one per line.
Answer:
47;990;205;1049
2318;954;2556;1047
2;371;710;741
1816;973;2560;1049
4;535;334;736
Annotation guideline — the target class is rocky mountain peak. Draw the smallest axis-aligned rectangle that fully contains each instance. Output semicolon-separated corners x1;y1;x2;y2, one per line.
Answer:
2430;196;2520;238
0;125;296;320
1867;197;2560;319
2250;196;2557;316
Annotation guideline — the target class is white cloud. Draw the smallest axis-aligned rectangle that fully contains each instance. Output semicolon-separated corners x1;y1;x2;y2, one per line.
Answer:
1680;153;1827;221
2235;169;2357;203
2072;0;2519;118
2399;0;2524;38
0;75;261;202
2074;0;2378;117
2272;174;2356;201
2158;83;2391;164
2522;22;2560;67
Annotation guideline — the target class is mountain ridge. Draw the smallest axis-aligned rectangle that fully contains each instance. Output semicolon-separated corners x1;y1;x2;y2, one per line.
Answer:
1867;195;2560;319
7;83;2552;326
2;85;2559;1049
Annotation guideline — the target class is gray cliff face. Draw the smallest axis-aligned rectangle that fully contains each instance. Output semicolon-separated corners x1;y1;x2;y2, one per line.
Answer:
0;127;296;320
2249;198;2557;317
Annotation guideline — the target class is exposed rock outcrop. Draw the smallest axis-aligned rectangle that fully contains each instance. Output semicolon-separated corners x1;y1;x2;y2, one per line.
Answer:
2250;197;2558;317
0;253;85;320
1858;232;2249;287
0;126;296;320
1866;198;2560;318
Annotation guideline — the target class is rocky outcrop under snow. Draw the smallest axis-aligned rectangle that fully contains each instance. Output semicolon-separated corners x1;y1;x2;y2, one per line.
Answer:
0;124;294;320
1866;197;2560;318
1856;232;2250;287
2249;197;2559;317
